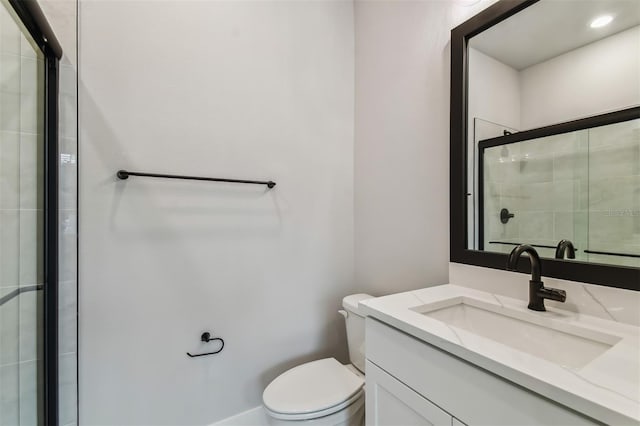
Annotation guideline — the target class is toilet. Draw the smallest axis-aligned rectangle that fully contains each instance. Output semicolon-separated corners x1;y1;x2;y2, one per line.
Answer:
262;294;373;426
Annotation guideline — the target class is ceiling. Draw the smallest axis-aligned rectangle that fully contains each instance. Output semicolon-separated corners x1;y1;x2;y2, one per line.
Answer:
469;0;640;70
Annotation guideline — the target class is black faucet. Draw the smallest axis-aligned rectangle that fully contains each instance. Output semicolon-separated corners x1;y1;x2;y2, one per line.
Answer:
555;239;576;259
506;244;567;312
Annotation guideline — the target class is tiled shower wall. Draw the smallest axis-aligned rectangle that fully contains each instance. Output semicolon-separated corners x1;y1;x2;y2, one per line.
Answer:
483;130;589;256
0;4;46;424
483;119;640;268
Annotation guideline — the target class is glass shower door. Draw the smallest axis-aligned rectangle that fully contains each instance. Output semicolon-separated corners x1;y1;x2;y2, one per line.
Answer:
0;1;46;424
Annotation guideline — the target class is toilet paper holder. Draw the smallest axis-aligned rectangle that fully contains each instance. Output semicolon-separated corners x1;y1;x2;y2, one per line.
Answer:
186;332;225;358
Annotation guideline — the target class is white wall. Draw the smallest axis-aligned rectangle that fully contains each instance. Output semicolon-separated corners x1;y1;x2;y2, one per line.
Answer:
78;1;354;424
520;25;640;129
468;25;640;131
354;0;498;294
468;48;521;132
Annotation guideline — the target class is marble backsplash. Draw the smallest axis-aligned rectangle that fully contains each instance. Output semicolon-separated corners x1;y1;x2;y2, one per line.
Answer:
449;262;640;326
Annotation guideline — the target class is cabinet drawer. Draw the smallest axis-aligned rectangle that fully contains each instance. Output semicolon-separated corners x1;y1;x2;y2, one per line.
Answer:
366;318;599;425
366;360;452;426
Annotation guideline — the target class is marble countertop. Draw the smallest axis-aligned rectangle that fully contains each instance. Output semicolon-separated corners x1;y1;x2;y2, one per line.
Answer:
360;284;640;425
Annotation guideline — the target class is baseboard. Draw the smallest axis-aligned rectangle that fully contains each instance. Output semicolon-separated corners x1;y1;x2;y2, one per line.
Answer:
212;406;268;426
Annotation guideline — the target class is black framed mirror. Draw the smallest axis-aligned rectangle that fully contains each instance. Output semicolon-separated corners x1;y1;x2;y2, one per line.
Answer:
450;0;640;290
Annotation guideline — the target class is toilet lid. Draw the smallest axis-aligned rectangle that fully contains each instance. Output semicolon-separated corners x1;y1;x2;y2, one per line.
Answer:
263;358;364;416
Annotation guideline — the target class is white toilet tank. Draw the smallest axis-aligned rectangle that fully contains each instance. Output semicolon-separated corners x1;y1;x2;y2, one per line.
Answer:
341;294;374;373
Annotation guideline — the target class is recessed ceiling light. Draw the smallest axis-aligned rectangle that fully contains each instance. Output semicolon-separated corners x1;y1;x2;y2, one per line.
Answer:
590;15;613;28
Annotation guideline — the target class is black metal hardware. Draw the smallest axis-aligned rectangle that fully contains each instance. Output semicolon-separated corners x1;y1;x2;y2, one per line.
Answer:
529;280;567;312
43;50;60;426
584;250;640;259
507;244;542;282
8;0;62;59
555;240;576;259
200;332;214;342
489;241;579;251
0;285;43;307
117;170;276;189
186;332;225;358
500;208;514;224
478;107;640;151
506;245;566;311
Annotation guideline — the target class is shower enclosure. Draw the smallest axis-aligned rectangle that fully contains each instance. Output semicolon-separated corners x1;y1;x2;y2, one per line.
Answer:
0;0;61;424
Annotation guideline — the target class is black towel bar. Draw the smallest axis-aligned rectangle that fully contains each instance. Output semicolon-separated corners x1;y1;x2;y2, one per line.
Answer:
584;250;640;259
117;170;276;188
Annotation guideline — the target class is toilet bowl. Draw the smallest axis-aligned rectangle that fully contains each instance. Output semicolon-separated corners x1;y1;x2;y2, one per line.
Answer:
262;294;373;426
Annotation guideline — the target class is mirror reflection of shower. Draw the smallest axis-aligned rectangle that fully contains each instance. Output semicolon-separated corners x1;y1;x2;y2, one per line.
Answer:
467;117;518;249
478;116;640;269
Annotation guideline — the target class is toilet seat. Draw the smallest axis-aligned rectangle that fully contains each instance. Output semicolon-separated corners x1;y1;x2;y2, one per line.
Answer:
264;389;364;421
263;358;365;421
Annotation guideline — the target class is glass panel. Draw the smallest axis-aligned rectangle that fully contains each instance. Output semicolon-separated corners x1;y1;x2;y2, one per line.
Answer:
469;118;518;248
479;118;640;268
481;131;590;258
0;0;45;424
586;119;640;268
57;12;78;421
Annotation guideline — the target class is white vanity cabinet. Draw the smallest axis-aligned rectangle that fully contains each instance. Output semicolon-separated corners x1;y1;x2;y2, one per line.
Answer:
365;318;600;426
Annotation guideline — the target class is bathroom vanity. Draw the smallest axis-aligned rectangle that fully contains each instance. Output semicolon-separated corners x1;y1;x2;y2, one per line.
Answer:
360;285;640;425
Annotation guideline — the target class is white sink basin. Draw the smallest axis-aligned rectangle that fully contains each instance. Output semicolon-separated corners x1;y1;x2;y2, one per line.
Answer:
414;296;621;370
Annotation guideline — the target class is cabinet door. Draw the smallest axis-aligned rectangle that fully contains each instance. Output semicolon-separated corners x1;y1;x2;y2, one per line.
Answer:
366;361;452;426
